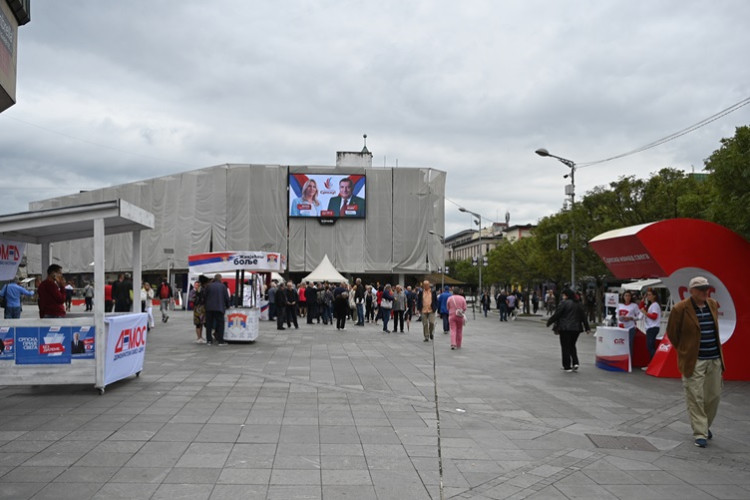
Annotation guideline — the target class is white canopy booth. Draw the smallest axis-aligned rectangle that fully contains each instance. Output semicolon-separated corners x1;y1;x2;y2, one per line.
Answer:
0;200;154;394
301;254;347;283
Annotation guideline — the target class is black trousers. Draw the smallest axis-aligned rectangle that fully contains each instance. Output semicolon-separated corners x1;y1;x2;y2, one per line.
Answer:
206;311;225;342
286;305;298;328
559;330;581;369
307;302;317;324
393;310;405;332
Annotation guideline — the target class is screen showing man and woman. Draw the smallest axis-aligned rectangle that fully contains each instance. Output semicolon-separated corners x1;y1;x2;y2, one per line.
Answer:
288;174;366;218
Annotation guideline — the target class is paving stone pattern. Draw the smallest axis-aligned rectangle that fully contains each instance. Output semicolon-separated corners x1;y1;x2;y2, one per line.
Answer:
1;306;749;499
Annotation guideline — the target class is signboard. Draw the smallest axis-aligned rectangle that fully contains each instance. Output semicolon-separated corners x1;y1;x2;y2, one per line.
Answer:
595;326;631;372
15;326;72;365
188;251;286;275
104;313;148;385
225;307;259;342
0;239;25;280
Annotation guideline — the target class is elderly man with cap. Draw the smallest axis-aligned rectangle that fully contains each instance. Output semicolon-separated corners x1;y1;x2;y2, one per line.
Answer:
666;276;724;448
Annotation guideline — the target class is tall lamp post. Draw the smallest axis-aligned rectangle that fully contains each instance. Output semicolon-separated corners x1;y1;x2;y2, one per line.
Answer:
458;207;482;298
535;148;576;289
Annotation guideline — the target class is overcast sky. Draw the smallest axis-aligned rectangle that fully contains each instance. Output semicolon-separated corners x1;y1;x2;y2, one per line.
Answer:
1;1;749;237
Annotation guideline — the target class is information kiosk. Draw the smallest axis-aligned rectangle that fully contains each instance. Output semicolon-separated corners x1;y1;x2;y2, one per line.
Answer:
187;251;286;342
0;200;154;393
590;218;750;380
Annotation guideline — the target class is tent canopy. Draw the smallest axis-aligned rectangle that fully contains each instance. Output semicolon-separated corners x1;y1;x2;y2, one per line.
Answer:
622;279;663;291
301;254;347;283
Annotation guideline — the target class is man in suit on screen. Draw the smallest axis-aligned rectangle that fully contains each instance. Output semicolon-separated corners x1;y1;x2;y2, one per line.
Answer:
326;178;365;217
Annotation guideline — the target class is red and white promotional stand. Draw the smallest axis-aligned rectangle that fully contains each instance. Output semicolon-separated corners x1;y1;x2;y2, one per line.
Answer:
188;251;286;342
590;218;750;380
0;200;154;394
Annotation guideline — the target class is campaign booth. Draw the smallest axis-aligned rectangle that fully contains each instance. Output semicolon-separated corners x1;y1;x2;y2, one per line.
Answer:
590;218;750;380
188;251;286;342
0;200;154;394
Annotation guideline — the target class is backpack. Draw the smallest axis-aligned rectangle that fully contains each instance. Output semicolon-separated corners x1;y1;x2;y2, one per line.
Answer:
159;283;171;299
317;289;325;305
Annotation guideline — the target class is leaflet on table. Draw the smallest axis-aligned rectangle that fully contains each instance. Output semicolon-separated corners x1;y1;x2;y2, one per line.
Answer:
15;326;72;365
0;327;14;360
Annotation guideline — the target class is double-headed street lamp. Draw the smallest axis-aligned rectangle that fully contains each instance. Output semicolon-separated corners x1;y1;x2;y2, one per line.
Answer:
458;207;483;298
535;148;577;289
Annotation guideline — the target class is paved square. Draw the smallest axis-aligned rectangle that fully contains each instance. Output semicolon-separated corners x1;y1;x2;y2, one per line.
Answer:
2;306;749;499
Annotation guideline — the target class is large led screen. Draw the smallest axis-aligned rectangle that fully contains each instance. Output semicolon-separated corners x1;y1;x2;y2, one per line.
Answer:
289;174;366;219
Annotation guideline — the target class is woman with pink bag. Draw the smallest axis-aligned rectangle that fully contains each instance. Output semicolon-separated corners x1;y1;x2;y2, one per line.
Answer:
447;289;468;350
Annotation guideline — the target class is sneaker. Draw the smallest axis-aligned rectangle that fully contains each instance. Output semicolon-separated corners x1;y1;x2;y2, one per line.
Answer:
277;327;286;330
573;365;579;371
430;334;433;339
694;438;707;448
641;366;648;371
562;368;573;372
198;338;206;343
194;339;202;344
217;342;227;346
423;338;429;342
451;346;456;350
206;341;213;345
708;430;713;440
164;316;169;323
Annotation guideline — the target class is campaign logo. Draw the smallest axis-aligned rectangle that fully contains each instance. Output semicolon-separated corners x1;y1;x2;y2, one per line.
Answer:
324;177;333;189
114;325;147;360
266;253;279;264
0;243;21;262
227;312;248;338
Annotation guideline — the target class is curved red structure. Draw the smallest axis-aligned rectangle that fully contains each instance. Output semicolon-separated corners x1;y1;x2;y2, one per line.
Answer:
589;218;750;380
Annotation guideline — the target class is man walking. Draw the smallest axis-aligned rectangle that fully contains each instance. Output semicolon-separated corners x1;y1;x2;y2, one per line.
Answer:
667;276;724;448
437;285;452;334
275;281;287;330
158;279;173;323
355;278;365;326
204;274;230;345
417;280;438;342
112;273;133;312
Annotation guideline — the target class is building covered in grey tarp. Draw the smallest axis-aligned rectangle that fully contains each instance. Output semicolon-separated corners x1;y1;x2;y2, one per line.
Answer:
26;162;446;281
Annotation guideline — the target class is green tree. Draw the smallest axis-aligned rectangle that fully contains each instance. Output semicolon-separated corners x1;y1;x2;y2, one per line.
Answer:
704;125;750;240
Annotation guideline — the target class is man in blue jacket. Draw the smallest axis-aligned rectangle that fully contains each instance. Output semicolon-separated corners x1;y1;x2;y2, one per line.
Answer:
0;278;35;319
437;286;453;334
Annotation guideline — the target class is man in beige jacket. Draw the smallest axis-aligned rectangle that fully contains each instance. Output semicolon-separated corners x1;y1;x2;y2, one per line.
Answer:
666;276;724;448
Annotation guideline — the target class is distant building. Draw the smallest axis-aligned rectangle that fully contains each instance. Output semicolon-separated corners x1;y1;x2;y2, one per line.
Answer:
443;222;536;262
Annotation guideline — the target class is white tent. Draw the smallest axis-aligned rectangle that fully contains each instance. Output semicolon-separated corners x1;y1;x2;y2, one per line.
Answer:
622;279;663;291
301;254;347;283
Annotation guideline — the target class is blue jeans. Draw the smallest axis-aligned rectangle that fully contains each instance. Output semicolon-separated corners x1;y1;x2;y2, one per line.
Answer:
382;309;391;331
499;304;508;321
646;327;660;360
4;306;21;319
442;313;450;332
356;303;364;325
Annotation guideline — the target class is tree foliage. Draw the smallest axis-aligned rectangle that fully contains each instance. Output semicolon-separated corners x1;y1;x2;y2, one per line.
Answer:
704;125;750;240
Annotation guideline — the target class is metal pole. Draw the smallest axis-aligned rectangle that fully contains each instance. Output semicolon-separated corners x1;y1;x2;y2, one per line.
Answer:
478;214;482;300
570;165;576;289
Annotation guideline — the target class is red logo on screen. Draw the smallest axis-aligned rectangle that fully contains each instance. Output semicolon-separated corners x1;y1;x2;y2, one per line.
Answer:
324;178;333;189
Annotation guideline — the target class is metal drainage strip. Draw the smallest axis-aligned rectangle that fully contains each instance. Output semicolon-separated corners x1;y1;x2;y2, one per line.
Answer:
586;434;659;452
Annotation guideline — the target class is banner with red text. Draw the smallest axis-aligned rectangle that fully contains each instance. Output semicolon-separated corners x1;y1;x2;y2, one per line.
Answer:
104;313;148;385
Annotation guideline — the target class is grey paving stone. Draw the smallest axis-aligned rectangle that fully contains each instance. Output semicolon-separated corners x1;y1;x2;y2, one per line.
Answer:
266;485;322;499
53;465;119;483
163;467;221;484
151;483;214;500
0;465;65;482
217;467;271;484
270;468;321;485
110;466;170;483
209;484;268;499
0;481;45;500
30;481;102;500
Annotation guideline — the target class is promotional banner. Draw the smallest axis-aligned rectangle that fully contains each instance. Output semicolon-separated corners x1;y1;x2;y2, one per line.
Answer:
0;326;13;360
595;326;631;372
71;325;95;359
0;239;26;281
188;251;286;275
15;326;72;365
104;313;148;386
288;173;366;218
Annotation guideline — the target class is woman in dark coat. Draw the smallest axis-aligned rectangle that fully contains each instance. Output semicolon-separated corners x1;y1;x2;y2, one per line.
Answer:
547;289;591;372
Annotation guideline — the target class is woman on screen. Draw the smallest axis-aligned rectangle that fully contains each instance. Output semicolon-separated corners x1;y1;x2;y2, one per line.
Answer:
290;179;320;216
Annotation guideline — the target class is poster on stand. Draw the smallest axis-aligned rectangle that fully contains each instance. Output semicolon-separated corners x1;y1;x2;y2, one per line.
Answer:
104;313;148;386
0;327;14;360
71;326;95;359
595;326;631;372
225;307;259;341
15;326;72;365
0;239;26;281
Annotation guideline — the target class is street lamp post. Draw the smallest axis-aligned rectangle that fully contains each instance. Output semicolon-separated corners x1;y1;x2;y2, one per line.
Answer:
458;207;482;299
535;148;576;289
